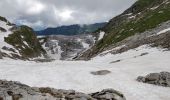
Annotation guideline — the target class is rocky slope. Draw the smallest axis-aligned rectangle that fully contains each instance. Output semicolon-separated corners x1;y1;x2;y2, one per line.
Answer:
0;80;125;100
38;34;95;60
76;0;170;60
0;16;46;60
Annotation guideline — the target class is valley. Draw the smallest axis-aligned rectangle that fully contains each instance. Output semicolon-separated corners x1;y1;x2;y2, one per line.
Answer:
0;0;170;100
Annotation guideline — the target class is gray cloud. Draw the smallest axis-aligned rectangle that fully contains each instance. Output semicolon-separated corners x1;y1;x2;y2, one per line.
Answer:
0;0;137;30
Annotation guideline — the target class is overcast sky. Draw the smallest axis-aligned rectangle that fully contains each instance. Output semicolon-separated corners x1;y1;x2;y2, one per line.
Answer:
0;0;136;30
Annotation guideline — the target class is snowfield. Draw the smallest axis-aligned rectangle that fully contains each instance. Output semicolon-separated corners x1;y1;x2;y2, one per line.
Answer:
0;45;170;100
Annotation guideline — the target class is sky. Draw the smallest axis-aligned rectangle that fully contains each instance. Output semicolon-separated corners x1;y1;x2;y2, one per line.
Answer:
0;0;136;30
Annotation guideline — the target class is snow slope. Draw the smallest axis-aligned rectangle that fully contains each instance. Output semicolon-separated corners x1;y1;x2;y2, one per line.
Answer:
0;45;170;100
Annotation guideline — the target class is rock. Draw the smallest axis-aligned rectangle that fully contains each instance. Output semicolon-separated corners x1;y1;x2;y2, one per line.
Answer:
90;89;126;100
0;80;126;100
139;52;148;56
137;72;170;87
0;27;7;32
33;58;54;62
91;70;111;75
0;51;2;59
110;60;121;63
2;46;16;53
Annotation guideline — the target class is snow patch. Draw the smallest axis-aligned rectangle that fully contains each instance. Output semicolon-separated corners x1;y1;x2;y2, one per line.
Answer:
23;41;29;47
128;15;136;19
150;6;160;10
157;27;170;35
98;31;105;40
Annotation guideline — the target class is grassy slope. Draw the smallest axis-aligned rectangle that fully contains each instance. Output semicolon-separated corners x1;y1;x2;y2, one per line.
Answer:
78;0;170;59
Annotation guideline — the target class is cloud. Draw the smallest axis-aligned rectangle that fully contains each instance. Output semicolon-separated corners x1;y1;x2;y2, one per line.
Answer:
0;0;137;30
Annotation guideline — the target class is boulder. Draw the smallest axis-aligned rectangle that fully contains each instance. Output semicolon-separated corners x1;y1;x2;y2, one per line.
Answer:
137;72;170;87
90;89;126;100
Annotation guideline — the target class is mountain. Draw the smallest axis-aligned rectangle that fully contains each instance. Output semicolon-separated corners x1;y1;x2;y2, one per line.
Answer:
76;0;170;60
35;22;107;36
0;16;46;60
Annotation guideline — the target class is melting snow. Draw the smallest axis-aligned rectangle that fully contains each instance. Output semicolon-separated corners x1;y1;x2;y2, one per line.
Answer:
98;31;105;40
0;45;170;100
157;27;170;35
150;6;160;10
128;15;136;19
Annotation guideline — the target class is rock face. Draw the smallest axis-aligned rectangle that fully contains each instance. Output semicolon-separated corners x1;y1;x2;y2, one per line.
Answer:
137;72;170;87
0;80;126;100
39;34;95;60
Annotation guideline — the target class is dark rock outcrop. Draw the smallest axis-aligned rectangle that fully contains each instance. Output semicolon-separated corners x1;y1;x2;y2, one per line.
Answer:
0;80;126;100
91;70;111;75
137;72;170;87
90;89;126;100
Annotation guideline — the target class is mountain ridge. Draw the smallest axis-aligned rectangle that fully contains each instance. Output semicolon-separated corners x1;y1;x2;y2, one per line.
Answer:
36;22;107;36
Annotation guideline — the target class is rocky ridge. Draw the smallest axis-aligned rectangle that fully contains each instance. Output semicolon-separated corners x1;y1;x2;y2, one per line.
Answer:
0;80;126;100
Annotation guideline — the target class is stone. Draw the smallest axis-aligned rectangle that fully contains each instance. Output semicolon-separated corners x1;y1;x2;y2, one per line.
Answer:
110;60;121;63
137;72;170;87
91;70;111;75
90;89;126;100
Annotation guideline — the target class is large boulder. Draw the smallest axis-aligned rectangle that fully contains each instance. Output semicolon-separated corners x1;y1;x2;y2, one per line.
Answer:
90;89;126;100
137;72;170;87
0;80;126;100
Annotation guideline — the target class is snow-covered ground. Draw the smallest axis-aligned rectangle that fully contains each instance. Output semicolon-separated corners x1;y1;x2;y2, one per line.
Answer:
0;45;170;100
